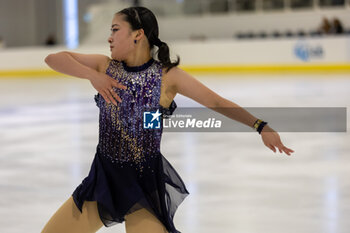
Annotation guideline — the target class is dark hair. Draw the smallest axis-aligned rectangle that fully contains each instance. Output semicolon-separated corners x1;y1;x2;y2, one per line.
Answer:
117;7;180;73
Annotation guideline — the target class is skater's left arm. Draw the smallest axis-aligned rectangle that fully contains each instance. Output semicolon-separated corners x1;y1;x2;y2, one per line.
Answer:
165;67;294;156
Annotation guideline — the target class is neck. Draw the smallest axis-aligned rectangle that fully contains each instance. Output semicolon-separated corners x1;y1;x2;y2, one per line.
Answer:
123;52;152;67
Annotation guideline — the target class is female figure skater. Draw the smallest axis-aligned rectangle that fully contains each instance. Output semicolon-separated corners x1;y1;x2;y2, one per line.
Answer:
42;6;294;233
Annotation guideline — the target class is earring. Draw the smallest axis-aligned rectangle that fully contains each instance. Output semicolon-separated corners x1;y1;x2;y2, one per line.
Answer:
134;40;137;44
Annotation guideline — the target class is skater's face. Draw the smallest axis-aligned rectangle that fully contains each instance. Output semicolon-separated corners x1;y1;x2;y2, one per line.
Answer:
107;13;143;60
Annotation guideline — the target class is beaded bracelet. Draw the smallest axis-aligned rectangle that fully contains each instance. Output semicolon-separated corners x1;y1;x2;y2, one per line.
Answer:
253;119;268;134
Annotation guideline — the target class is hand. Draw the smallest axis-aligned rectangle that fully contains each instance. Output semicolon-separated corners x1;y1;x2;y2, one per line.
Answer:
260;125;294;156
89;72;127;105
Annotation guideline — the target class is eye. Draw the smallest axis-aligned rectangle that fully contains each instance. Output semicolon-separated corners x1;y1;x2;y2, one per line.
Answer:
111;28;119;32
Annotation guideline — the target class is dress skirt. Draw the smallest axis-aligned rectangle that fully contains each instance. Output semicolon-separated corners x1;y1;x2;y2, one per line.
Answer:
72;145;189;233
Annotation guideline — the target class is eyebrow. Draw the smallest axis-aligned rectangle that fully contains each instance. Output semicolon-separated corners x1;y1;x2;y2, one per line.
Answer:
111;24;120;28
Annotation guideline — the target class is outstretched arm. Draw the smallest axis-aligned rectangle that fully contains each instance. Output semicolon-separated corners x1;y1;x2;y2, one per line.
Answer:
165;67;294;156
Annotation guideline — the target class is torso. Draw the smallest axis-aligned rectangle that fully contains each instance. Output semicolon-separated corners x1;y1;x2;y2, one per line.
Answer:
99;58;176;109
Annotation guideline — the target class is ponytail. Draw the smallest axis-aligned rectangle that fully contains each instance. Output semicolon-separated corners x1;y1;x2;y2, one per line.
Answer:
156;41;180;73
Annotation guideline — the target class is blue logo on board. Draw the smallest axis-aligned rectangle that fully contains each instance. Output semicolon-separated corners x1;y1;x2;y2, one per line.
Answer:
294;41;323;62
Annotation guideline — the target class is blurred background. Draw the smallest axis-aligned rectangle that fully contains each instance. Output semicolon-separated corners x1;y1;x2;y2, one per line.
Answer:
0;1;349;233
0;0;350;47
0;0;349;72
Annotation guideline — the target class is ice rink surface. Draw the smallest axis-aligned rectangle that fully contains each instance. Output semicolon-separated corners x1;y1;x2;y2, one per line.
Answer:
0;73;349;233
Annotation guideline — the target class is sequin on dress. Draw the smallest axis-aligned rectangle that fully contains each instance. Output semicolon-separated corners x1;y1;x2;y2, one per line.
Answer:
72;58;189;233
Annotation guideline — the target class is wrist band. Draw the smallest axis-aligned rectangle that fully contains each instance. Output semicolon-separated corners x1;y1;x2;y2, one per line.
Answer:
253;119;263;130
257;121;267;134
253;119;268;134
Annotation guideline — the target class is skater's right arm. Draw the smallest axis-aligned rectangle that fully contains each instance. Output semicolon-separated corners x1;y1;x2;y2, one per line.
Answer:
44;51;109;80
44;51;127;105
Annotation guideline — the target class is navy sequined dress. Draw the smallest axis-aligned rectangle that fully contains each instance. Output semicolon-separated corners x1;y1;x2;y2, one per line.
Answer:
72;58;189;233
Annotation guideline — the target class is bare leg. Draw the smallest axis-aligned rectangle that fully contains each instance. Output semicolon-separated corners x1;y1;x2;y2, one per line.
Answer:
41;196;104;233
125;208;168;233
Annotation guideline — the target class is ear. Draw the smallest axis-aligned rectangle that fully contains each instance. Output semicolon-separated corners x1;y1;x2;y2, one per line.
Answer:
134;28;145;40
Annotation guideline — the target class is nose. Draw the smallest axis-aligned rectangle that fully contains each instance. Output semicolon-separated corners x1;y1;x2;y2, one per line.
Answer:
108;36;112;43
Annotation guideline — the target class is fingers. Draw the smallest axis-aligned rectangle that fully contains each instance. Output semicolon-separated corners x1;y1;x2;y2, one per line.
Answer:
267;142;294;156
284;147;295;155
93;75;127;105
101;90;119;106
101;80;127;105
113;80;127;90
267;144;276;153
280;141;294;156
105;81;126;105
108;88;122;103
263;132;294;156
277;142;283;153
276;143;294;156
100;91;114;105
